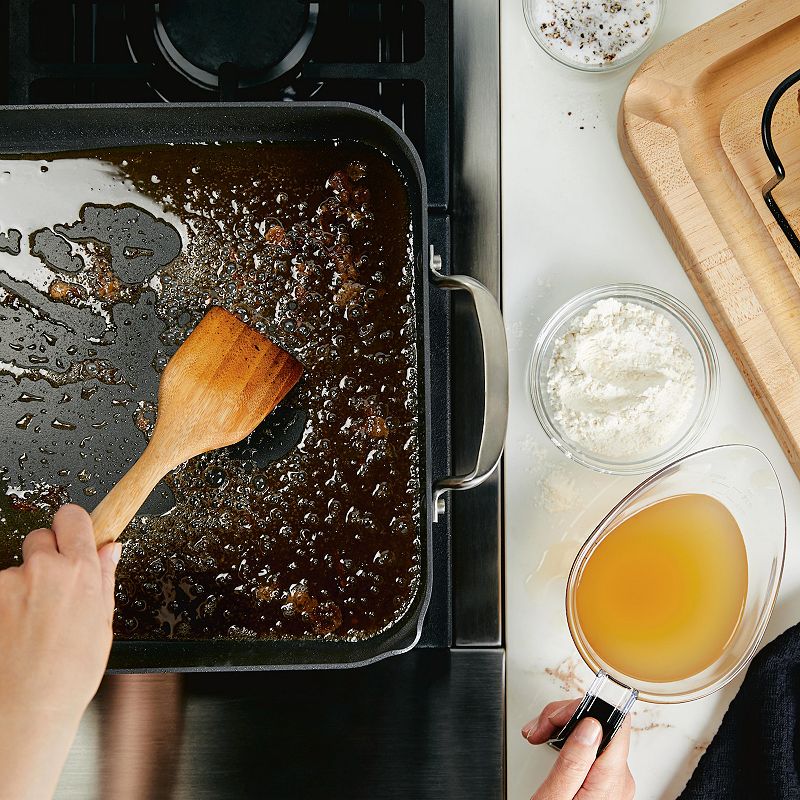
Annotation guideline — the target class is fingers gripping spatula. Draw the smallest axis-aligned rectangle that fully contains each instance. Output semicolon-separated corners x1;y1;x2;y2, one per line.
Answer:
90;307;303;547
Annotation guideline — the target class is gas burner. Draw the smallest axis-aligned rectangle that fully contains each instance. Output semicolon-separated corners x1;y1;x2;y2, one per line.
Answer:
125;0;319;100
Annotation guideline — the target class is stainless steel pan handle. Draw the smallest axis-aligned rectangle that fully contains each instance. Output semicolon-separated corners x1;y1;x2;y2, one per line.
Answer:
430;246;508;522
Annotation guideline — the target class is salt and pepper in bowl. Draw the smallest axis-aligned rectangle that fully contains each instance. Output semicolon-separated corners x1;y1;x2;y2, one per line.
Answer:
522;0;664;72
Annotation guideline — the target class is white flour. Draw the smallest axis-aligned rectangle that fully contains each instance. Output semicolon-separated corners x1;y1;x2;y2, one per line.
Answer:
537;467;580;513
546;298;696;459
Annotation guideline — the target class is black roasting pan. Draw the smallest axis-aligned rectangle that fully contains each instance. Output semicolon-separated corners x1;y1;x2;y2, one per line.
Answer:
0;102;507;671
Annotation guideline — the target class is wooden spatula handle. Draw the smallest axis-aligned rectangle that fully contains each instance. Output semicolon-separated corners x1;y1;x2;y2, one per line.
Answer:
86;308;302;548
90;440;168;547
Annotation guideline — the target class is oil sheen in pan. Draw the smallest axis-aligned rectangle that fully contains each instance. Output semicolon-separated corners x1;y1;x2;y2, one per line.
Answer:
0;142;421;642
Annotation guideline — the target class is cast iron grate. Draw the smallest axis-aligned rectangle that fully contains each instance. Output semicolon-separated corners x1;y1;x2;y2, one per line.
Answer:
2;0;449;209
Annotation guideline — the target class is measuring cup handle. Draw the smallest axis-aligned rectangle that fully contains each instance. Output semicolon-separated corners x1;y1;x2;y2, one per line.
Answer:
548;671;638;755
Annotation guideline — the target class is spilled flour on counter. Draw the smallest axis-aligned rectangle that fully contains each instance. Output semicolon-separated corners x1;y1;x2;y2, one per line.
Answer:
547;298;695;459
536;467;579;513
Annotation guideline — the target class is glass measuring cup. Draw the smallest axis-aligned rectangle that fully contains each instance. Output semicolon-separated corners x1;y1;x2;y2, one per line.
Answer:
550;445;786;752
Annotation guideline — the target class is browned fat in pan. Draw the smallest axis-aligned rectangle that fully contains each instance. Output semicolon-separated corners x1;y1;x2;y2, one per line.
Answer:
0;139;422;652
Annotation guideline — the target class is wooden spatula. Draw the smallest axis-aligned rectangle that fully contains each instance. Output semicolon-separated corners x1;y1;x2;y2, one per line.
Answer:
90;307;303;547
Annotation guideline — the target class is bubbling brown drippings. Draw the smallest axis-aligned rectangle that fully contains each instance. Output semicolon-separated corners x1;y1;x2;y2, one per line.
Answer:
0;142;420;642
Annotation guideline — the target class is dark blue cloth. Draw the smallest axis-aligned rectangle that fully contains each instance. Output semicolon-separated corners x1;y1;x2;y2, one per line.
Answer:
679;623;800;799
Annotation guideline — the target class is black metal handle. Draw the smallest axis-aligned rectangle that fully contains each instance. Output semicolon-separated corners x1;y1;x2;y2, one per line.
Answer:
548;671;637;755
761;67;800;259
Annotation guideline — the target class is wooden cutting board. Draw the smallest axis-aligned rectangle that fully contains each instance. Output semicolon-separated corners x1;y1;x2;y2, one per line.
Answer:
619;0;800;474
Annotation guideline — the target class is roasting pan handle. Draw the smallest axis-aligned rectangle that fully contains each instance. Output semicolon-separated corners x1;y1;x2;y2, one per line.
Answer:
430;246;508;522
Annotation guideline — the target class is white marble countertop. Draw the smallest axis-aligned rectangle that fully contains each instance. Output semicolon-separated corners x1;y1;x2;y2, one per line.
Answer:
501;1;800;797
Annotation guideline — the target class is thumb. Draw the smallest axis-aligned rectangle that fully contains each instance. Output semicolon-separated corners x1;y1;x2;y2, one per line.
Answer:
97;541;122;622
533;718;602;800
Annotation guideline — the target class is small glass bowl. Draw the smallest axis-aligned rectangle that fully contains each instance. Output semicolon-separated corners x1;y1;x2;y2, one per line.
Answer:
522;0;665;73
529;285;720;475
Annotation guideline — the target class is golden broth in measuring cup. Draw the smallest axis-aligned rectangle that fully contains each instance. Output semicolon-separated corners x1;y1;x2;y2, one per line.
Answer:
550;446;785;754
575;494;748;684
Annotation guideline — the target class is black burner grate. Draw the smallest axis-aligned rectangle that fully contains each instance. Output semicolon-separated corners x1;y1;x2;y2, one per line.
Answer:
2;0;449;208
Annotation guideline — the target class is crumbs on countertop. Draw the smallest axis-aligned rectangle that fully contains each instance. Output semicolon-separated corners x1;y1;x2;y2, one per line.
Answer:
545;656;586;694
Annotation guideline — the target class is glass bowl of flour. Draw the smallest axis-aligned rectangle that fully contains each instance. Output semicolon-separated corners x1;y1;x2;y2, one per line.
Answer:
529;285;719;475
522;0;664;73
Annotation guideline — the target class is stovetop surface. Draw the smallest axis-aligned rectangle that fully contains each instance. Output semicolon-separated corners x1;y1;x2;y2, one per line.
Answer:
3;0;449;208
1;0;456;652
0;2;503;797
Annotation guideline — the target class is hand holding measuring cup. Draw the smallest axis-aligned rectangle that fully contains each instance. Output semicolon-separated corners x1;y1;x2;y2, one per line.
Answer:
522;699;635;800
549;445;786;754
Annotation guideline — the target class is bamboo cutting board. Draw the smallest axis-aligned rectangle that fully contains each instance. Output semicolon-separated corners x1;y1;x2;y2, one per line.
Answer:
619;0;800;474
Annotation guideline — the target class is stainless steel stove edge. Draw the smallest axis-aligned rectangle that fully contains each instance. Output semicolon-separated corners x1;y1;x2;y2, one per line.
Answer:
451;0;503;650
